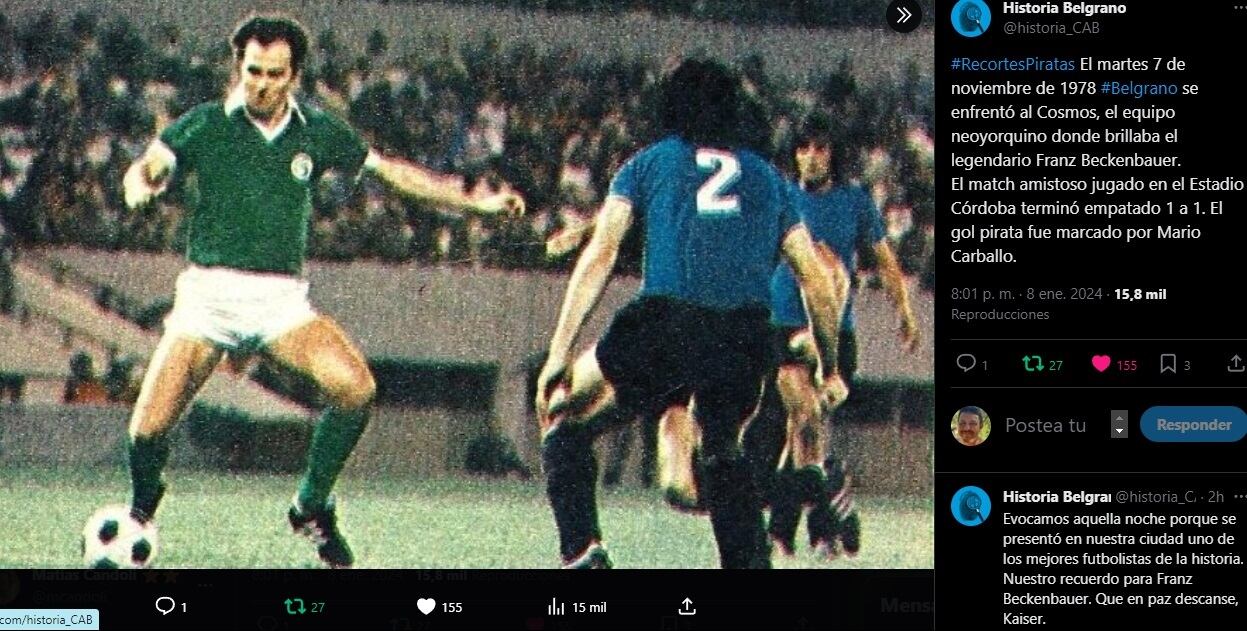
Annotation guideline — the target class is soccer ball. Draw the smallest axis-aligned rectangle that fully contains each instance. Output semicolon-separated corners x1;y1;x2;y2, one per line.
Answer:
81;506;158;569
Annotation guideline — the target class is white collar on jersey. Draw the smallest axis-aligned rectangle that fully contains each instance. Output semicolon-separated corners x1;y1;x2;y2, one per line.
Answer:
224;85;306;142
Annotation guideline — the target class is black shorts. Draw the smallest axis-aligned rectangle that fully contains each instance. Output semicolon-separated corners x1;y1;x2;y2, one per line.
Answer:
597;296;772;425
771;325;859;383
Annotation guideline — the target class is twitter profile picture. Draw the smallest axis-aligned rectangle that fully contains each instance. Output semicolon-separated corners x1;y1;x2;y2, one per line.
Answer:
952;0;991;37
951;486;992;526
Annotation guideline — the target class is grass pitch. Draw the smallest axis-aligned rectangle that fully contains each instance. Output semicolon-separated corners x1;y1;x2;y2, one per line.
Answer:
1;466;931;569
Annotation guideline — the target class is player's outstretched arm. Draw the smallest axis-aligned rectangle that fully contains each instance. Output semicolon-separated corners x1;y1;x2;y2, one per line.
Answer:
783;226;851;406
873;239;921;353
535;198;633;415
366;151;525;217
122;142;176;209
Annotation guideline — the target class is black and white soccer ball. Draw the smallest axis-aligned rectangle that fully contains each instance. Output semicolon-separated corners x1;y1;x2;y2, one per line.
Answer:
81;506;158;569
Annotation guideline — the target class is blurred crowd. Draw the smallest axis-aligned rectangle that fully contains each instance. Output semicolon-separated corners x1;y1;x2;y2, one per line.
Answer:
0;11;934;282
62;350;138;405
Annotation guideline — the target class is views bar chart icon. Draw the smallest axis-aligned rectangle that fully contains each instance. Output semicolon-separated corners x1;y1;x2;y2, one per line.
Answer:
548;597;565;616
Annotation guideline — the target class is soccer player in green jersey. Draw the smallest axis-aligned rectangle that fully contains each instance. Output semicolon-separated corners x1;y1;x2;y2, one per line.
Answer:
121;15;524;568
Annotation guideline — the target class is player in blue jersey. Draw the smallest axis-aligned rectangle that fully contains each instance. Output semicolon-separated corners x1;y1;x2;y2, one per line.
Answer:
659;113;920;559
534;60;849;569
762;112;920;558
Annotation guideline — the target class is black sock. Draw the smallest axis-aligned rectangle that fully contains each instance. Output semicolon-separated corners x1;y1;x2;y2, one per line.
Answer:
298;406;370;512
542;424;602;561
793;465;830;505
796;465;838;546
129;434;170;520
701;454;770;569
767;464;802;543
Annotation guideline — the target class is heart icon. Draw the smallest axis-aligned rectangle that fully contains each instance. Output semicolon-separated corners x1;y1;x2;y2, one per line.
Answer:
417;598;436;615
1091;355;1111;372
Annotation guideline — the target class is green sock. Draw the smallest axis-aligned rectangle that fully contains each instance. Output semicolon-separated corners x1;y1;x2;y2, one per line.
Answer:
129;434;170;519
297;407;370;512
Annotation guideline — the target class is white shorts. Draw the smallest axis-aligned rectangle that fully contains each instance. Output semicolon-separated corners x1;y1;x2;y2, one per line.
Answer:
163;265;318;351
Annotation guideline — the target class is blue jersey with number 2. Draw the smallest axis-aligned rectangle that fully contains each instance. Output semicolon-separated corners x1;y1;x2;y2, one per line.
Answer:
608;136;800;311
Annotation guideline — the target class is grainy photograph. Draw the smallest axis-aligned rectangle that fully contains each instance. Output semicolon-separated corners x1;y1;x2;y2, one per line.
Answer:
0;0;933;569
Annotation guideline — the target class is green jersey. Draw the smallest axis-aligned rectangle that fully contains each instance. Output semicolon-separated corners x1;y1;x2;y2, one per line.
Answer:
159;97;368;275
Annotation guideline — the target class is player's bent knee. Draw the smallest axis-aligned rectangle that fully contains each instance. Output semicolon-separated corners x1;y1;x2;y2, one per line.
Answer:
557;378;618;431
563;353;607;408
325;370;376;410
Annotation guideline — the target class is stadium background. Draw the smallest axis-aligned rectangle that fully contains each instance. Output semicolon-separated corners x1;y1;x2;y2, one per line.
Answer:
0;0;933;568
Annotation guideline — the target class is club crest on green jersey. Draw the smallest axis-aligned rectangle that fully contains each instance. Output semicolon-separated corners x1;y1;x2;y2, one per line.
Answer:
291;153;313;182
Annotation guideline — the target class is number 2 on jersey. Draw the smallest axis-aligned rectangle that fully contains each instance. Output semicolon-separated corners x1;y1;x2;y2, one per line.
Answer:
695;149;741;215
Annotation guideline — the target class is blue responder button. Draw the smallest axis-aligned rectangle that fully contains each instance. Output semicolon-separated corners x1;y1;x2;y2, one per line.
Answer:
1140;406;1247;442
